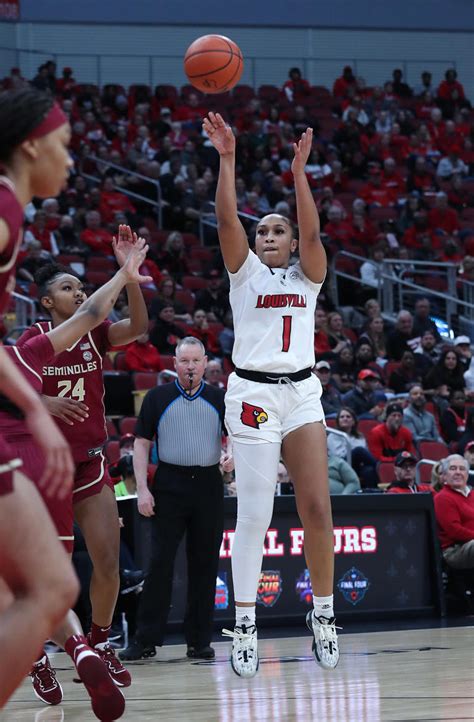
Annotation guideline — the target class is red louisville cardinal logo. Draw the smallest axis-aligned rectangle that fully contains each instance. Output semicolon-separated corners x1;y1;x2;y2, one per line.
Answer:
241;402;269;429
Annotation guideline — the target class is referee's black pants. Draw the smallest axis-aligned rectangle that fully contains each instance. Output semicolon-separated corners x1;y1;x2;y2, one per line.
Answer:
136;462;224;649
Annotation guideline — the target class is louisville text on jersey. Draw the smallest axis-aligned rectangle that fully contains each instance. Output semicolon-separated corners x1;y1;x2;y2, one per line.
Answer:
255;293;307;309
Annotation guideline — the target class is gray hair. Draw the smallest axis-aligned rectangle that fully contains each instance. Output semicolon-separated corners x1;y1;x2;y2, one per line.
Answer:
439;454;469;474
175;336;206;355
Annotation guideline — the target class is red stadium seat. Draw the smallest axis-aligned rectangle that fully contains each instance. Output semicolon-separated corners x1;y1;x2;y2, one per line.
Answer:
378;462;395;486
114;352;128;371
154;84;178;103
104;440;120;463
86;270;110;286
419;441;449;461
232;85;256;104
175;289;195;311
133;372;158;390
416;459;436;484
326;418;337;428
258;85;281;103
370;207;398;224
182;233;200;248
183;276;208;291
160;355;176;371
106;418;118;437
87;257;117;272
119;416;137;435
56;254;84;266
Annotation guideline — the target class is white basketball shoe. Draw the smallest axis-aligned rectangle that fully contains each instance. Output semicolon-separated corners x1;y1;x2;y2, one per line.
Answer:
306;611;340;670
223;619;259;678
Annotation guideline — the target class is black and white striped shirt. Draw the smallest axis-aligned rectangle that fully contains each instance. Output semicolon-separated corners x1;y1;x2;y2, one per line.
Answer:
136;380;225;467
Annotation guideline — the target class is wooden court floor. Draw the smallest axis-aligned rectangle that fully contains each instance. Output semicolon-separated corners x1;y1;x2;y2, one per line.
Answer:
2;626;473;721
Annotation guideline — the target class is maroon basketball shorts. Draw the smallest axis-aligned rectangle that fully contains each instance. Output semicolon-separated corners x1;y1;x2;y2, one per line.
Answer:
73;451;114;504
9;435;74;552
0;435;22;497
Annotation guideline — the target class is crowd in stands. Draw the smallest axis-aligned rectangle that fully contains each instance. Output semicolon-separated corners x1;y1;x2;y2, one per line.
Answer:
2;60;474;499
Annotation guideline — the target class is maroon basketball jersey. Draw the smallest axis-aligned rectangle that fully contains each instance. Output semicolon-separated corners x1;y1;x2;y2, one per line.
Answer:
17;320;112;461
0;176;24;312
0;334;54;436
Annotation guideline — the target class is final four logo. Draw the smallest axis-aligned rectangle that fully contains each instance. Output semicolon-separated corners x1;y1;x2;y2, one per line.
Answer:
337;567;370;606
257;571;282;607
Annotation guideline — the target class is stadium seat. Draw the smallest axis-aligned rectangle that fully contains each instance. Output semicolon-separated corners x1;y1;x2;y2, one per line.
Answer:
358;419;379;437
175;289;195;311
416;459;436;485
258;85;281;103
378;462;395;486
232;85;256;104
326;418;337;428
133;372;158;390
86;270;111;286
154;84;178;103
106;418;118;437
182;233;200;247
104;440;120;463
87;257;117;272
419;440;449;461
119;416;138;435
114;352;128;371
160;355;176;371
183;276;208;291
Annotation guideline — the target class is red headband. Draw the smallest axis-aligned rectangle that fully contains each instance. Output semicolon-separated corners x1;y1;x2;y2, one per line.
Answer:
27;103;68;140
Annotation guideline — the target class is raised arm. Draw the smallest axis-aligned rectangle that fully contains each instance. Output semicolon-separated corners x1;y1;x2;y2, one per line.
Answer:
292;128;326;284
47;236;151;354
107;225;150;347
202;112;248;272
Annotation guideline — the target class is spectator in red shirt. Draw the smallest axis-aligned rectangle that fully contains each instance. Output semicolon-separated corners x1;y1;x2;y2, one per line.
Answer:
403;210;436;251
174;92;207;125
80;210;114;255
407;156;437;194
56;66;76;96
428;192;460;236
437;69;465;106
382;158;406;195
283;67;310;103
437;120;464;156
188;308;221;358
333;66;356;99
386;452;433;494
99;177;136;224
125;332;163;372
323;205;353;245
434;454;474;570
314;306;332;356
360;168;396;207
367;402;417;462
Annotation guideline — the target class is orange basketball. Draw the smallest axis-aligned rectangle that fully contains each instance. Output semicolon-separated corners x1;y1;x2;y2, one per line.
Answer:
184;34;244;94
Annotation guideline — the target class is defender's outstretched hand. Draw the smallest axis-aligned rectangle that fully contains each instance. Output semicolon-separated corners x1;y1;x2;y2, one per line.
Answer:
203;112;235;156
112;223;138;268
291;127;313;176
120;236;153;285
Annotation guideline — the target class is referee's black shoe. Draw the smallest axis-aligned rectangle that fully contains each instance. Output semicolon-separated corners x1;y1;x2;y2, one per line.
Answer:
119;638;156;661
186;645;215;659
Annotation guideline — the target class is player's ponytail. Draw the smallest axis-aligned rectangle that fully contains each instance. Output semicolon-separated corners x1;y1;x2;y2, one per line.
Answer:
0;88;55;164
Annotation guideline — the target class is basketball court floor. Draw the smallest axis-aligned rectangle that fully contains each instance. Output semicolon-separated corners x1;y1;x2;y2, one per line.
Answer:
2;622;473;721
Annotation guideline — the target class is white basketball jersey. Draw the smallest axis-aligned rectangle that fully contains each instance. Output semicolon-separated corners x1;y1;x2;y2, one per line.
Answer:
229;251;323;373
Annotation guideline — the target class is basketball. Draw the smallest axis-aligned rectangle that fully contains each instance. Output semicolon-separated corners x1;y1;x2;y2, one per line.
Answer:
184;34;244;94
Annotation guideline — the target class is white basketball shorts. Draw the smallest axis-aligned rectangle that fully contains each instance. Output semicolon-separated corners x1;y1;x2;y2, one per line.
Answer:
225;371;325;445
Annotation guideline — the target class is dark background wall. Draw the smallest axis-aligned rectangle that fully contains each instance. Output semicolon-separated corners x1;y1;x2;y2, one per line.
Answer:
19;0;474;31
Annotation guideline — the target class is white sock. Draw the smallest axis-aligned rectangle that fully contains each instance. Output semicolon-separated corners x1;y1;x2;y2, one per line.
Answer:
235;606;256;628
313;594;334;619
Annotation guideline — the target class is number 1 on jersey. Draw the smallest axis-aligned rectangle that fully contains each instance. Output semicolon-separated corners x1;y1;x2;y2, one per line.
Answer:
281;315;292;352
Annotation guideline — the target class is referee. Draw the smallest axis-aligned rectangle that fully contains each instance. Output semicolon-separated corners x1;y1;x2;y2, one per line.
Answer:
120;337;231;661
